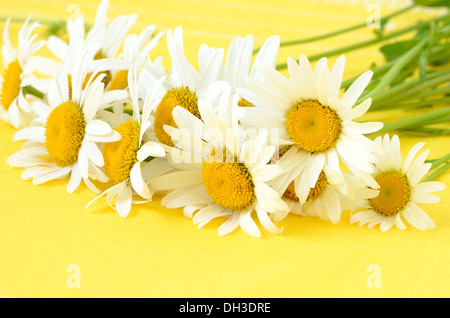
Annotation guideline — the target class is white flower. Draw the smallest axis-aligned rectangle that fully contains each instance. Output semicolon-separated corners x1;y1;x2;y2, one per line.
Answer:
86;62;168;218
140;25;228;147
349;134;446;231
106;25;165;93
46;0;133;80
0;18;46;128
7;44;124;194
150;89;289;238
222;34;279;97
239;54;383;204
272;153;379;224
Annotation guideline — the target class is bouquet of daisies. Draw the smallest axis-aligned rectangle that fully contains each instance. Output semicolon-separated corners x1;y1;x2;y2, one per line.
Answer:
2;0;447;237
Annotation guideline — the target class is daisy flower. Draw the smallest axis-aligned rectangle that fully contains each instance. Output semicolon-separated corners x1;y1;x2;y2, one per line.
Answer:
46;0;134;85
349;134;446;232
239;54;383;204
86;62;167;218
106;25;165;92
220;34;280;106
271;146;378;224
149;90;289;238
7;44;123;194
140;25;227;147
1;18;46;128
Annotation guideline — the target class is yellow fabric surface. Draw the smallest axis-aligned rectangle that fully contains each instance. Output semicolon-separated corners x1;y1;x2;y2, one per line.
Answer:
1;0;449;298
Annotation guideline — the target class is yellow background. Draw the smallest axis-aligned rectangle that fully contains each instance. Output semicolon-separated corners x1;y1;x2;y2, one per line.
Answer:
1;0;449;297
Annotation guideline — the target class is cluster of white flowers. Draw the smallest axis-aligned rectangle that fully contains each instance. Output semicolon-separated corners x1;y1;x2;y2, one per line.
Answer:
1;0;445;237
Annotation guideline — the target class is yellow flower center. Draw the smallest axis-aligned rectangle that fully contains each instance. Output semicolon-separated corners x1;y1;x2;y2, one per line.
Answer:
272;145;328;202
68;74;73;100
283;170;328;202
286;100;342;153
67;51;111;99
271;145;292;163
103;119;140;183
154;87;199;146
202;149;255;211
90;50;112;86
1;60;23;110
369;171;411;216
45;101;86;167
108;70;129;91
238;98;253;107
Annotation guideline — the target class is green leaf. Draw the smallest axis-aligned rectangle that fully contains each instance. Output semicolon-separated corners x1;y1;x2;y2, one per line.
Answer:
419;51;429;82
379;39;422;61
45;20;67;37
430;57;450;66
414;0;450;8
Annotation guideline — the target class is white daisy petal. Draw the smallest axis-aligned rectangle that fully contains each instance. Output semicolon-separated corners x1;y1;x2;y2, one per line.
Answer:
401;202;435;231
413;181;446;194
32;166;72;185
67;162;82;194
340;98;372;120
349;210;375;225
401;142;425;174
13;126;45;142
151;170;202;191
85;119;113;135
8;102;21;129
129;162;152;200
340;70;373;108
77;143;89;179
85;130;121;143
408;162;431;186
137;141;166;162
218;212;240;236
328;55;345;101
379;216;395;232
194;205;228;228
183;204;203;219
411;191;441;204
250;35;280;80
115;184;133;218
298;55;314;98
314;57;330;104
256;203;283;235
21;165;58;180
162;188;210;209
394;213;407;230
84;140;104;167
239;210;261;238
105;182;127;210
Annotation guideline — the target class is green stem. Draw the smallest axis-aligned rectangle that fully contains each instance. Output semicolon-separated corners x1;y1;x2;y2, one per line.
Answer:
415;114;450;126
370;71;450;107
253;3;416;54
360;37;430;102
104;107;133;116
0;16;92;35
400;86;450;101
0;16;65;26
377;106;450;133
403;127;450;136
23;85;44;99
424;161;450;181
276;14;450;70
341;43;450;89
429;152;450;169
371;96;450;111
342;63;392;89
